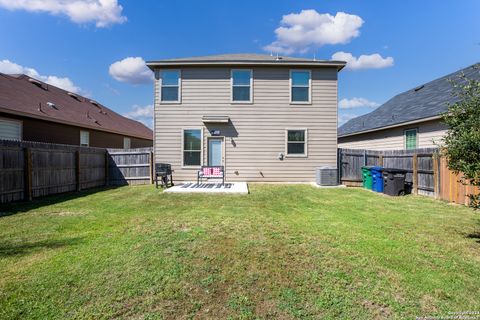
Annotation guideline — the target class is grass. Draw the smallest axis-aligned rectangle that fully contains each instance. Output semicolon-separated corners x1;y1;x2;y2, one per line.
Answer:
0;184;479;319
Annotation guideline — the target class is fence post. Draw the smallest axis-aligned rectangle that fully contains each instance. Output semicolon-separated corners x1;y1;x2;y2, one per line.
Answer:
149;151;154;184
412;153;418;195
378;154;384;167
75;150;81;191
363;150;367;166
105;150;109;186
24;147;32;201
337;148;342;185
433;153;439;199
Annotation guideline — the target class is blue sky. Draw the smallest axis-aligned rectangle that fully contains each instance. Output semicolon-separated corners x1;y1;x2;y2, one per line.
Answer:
0;0;479;127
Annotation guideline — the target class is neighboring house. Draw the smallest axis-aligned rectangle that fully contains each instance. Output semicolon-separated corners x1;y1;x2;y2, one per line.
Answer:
147;53;346;182
338;63;479;150
0;73;152;148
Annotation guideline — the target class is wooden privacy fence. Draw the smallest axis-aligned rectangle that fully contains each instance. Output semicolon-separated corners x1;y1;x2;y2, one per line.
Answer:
0;140;153;204
439;157;480;205
339;147;479;205
107;148;153;186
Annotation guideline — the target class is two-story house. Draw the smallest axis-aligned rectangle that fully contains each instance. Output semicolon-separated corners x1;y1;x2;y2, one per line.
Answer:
147;54;345;182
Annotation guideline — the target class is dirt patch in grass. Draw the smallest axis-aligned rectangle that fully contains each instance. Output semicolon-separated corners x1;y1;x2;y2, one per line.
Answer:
362;299;392;319
43;210;89;216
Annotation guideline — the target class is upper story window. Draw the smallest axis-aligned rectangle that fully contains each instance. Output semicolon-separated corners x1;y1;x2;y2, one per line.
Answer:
123;137;131;149
290;70;311;103
80;130;89;147
231;69;252;103
404;129;417;150
160;70;181;103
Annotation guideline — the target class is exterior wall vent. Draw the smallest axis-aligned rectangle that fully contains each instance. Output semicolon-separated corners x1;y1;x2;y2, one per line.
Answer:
316;166;338;186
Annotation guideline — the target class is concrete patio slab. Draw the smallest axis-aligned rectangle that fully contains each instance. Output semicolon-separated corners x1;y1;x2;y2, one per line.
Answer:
164;182;249;194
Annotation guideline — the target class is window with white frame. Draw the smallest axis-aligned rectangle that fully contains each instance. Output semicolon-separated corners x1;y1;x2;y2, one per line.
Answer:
404;129;417;150
0;118;22;140
123;137;131;149
80;130;89;147
231;69;252;102
183;129;202;166
290;70;311;103
160;70;181;102
286;129;307;156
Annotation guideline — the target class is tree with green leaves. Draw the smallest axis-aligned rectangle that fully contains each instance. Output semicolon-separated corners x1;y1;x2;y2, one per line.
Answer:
442;64;480;208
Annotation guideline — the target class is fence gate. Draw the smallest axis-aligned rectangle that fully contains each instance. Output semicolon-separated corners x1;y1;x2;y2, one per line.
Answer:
107;148;153;186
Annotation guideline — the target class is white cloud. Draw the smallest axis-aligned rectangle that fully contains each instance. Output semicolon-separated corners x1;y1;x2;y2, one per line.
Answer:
0;59;81;93
123;104;153;128
0;0;126;27
109;57;153;84
332;51;394;70
264;10;364;54
338;113;358;126
339;97;379;109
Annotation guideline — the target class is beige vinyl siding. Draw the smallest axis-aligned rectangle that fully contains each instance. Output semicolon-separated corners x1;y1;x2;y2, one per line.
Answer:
154;66;339;182
338;119;447;150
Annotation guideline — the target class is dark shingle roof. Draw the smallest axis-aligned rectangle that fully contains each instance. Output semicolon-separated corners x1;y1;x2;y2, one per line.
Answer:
0;73;152;140
147;53;346;69
338;63;480;137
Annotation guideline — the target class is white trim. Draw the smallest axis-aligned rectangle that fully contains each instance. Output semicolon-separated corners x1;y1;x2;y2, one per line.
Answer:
404;128;418;150
285;128;308;158
0;116;22;141
230;69;253;104
181;127;203;168
289;69;312;105
159;69;182;104
339;115;442;138
152;74;157;161
80;130;89;147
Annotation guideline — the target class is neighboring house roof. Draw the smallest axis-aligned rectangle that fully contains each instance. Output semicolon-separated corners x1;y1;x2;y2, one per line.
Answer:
338;63;480;137
146;53;346;69
0;73;152;140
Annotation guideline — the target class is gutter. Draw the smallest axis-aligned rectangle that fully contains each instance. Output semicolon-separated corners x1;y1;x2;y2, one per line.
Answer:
338;115;443;138
146;60;346;71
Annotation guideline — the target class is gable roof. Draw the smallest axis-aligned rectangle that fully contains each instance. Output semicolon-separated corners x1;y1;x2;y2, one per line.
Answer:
146;53;346;69
338;63;480;137
0;73;152;140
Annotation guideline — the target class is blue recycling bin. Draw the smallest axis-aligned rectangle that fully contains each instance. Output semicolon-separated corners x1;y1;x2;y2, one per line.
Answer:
371;166;384;192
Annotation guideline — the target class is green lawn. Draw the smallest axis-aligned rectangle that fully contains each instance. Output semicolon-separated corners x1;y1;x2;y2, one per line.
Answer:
0;185;479;319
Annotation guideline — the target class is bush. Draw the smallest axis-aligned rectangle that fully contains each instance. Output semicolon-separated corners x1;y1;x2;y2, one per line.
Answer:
442;64;480;208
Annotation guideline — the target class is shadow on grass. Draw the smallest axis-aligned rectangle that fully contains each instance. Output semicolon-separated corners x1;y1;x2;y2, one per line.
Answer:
0;237;84;258
466;232;480;244
0;186;123;218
